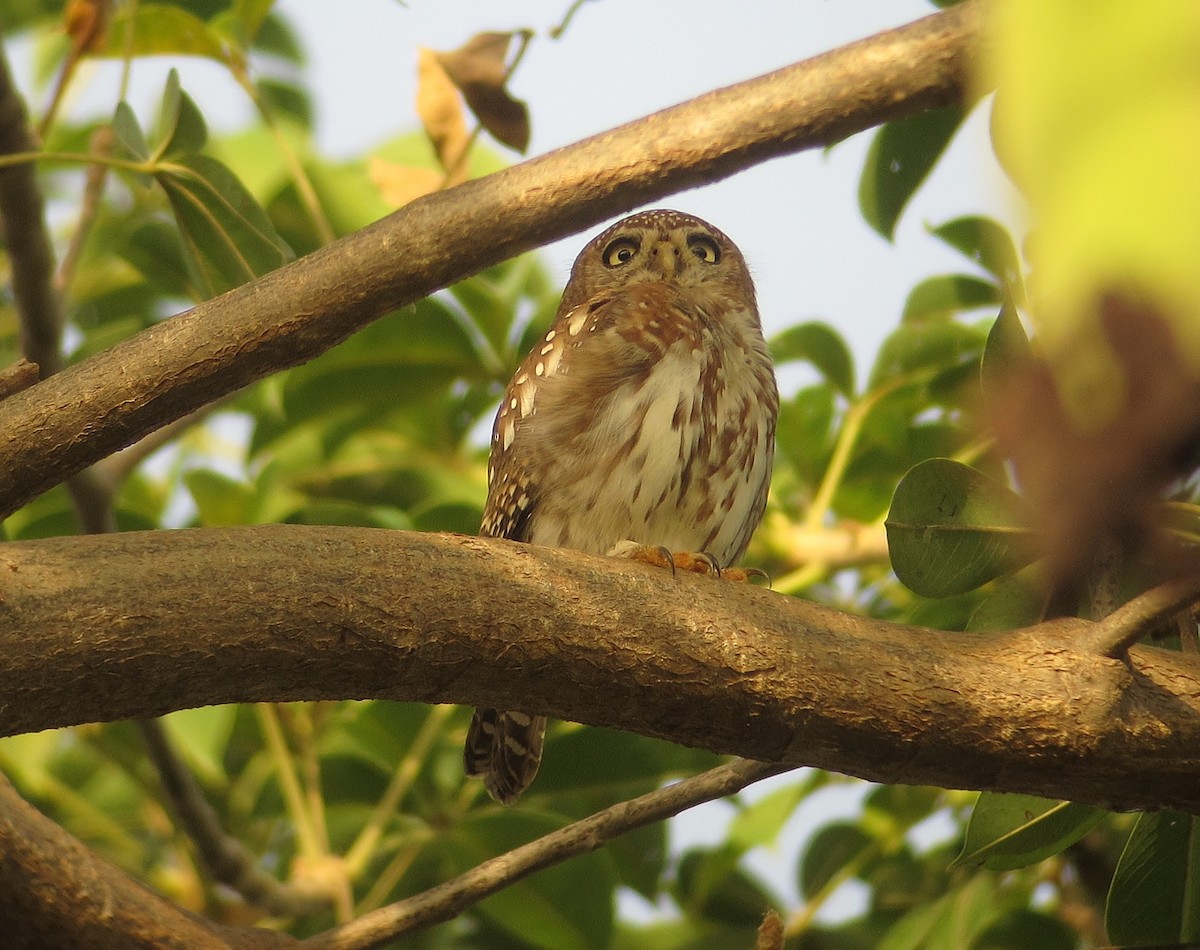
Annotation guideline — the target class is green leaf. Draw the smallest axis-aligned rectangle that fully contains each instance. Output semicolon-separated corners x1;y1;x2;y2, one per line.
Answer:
102;4;229;61
886;458;1036;597
868;321;987;390
776;384;836;485
900;275;1001;324
727;773;824;853
210;0;275;50
185;469;254;526
770;321;856;396
111;102;150;162
799;822;874;900
955;793;1106;871
674;847;779;926
451;811;615;950
533;728;720;801
154;70;208;161
965;574;1043;631
980;302;1034;402
162;707;238;783
859;105;965;240
972;911;1077;950
157;153;294;297
880;875;999;950
1107;811;1200;946
929;216;1023;294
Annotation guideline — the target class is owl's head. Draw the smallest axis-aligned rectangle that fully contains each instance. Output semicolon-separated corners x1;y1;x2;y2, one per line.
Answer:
560;209;755;311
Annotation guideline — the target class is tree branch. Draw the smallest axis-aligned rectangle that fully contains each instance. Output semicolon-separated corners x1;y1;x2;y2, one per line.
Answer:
0;0;984;519
1;525;1198;814
303;758;787;950
136;718;333;918
0;358;38;401
0;40;118;533
0;771;295;949
1082;567;1200;657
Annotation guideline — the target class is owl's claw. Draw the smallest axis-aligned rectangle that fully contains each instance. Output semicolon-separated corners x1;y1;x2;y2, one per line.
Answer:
721;566;772;587
609;541;677;575
673;551;721;576
608;542;765;584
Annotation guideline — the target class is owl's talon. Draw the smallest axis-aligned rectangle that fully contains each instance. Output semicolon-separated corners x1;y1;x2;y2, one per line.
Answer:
609;541;677;575
673;551;721;576
721;566;772;586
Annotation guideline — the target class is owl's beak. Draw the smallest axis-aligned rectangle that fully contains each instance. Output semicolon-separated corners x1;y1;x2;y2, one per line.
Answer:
648;240;681;279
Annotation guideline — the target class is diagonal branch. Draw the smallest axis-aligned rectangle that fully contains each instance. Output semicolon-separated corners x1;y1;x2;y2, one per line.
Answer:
0;0;984;519
303;758;788;950
1;524;1198;814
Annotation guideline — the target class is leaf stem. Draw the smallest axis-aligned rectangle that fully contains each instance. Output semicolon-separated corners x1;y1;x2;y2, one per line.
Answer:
256;703;325;862
345;704;455;877
229;64;336;245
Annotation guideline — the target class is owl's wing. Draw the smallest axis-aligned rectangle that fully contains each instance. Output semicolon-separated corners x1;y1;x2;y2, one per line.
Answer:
481;283;700;542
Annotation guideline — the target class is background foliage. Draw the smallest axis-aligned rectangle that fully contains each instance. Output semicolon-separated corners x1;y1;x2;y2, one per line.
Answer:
1;1;1198;948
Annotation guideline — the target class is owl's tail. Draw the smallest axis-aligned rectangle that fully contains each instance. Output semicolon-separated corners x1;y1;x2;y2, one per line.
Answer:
463;708;546;804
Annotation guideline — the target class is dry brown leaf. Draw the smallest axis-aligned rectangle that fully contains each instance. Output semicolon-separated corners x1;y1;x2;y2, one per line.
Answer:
415;47;470;179
989;293;1200;583
368;157;442;209
64;0;110;56
436;31;531;154
756;910;784;950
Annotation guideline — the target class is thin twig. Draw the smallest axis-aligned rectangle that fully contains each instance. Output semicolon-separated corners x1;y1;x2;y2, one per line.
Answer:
549;0;595;39
137;718;332;917
95;397;231;486
1083;569;1200;657
303;758;789;950
56;124;115;295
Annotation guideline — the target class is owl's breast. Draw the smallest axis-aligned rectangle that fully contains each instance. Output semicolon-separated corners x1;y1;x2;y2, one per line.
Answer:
523;303;776;565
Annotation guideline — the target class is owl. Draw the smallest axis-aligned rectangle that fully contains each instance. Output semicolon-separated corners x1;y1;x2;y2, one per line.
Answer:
464;209;779;804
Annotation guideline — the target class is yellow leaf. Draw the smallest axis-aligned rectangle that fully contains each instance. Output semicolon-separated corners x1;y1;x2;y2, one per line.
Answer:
416;47;470;179
368;157;441;209
985;1;1200;424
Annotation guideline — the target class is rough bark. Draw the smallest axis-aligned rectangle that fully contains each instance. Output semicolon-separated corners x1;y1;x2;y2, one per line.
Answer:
0;772;295;949
2;525;1197;815
0;0;984;519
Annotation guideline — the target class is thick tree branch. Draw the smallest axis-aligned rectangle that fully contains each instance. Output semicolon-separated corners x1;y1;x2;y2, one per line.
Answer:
303;758;787;950
0;0;984;519
0;771;295;949
1;525;1198;814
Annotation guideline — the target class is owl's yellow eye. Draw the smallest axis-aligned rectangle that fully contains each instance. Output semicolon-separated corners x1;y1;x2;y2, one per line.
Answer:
688;234;721;264
603;237;639;267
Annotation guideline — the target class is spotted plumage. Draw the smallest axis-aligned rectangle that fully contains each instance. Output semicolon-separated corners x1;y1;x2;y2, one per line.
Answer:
464;209;779;804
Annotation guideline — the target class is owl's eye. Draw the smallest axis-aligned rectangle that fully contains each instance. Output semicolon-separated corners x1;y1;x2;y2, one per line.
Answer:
688;234;721;264
603;237;640;267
